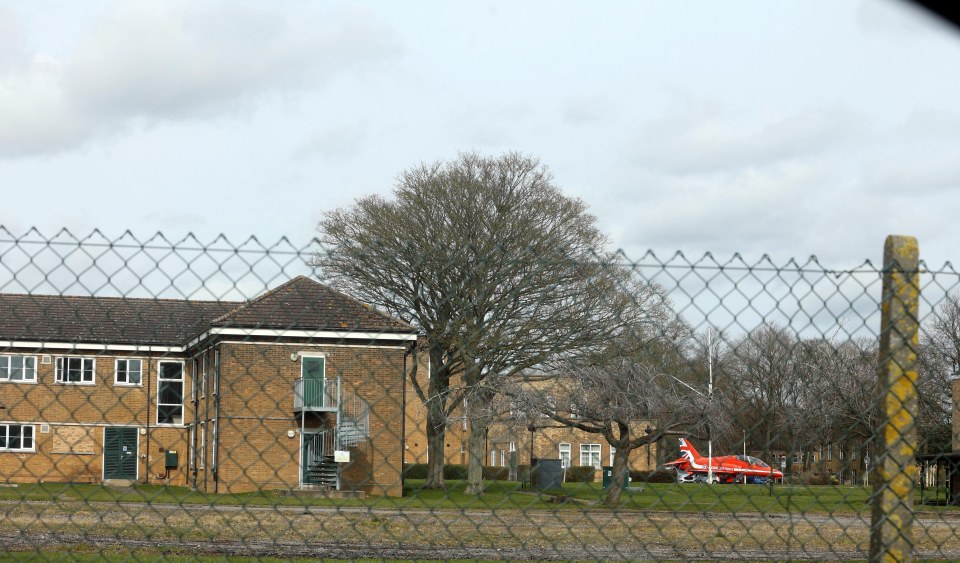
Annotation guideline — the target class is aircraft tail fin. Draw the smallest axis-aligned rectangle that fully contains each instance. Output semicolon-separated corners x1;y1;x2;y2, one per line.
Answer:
679;438;702;462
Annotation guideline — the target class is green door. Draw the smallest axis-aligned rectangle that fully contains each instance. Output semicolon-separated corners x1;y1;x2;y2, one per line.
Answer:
301;356;325;408
104;427;138;480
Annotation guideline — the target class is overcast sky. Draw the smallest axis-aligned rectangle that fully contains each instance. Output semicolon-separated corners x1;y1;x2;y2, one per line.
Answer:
2;0;959;269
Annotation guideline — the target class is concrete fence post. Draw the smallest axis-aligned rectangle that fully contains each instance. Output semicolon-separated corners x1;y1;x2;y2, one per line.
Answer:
870;235;920;563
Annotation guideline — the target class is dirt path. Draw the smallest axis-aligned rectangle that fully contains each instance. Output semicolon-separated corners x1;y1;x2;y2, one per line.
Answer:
1;500;957;560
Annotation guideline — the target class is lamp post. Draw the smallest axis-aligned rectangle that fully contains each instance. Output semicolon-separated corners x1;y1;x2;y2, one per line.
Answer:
707;328;713;485
661;327;716;484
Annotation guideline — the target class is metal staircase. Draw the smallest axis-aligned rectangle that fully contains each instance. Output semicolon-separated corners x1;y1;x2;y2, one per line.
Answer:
302;387;370;489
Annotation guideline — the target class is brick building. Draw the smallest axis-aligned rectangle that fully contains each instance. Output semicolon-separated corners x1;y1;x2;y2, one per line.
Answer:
404;368;656;479
0;276;416;496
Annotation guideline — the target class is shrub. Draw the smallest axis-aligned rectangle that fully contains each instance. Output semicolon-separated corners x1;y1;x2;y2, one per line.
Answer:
404;463;525;482
442;464;468;480
629;469;676;483
565;466;596;483
403;463;428;479
482;466;511;481
800;472;832;486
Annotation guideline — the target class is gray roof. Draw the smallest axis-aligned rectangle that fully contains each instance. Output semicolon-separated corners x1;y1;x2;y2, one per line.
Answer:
0;276;414;347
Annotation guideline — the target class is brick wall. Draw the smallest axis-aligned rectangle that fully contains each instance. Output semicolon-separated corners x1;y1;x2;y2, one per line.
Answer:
211;341;406;496
0;349;191;486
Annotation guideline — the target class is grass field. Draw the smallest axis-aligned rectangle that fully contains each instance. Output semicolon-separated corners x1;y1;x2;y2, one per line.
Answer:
0;479;956;560
0;479;951;514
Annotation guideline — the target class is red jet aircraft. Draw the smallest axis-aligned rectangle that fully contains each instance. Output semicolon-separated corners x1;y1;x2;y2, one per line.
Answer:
664;438;783;484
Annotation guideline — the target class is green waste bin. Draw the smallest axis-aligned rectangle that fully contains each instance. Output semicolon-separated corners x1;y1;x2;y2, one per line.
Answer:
602;467;629;489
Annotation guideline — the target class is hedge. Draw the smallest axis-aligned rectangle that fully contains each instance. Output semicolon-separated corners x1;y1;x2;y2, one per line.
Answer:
564;466;596;483
403;463;530;481
629;469;677;483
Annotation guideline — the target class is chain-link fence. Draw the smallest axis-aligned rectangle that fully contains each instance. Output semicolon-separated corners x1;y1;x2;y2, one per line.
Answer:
0;228;957;561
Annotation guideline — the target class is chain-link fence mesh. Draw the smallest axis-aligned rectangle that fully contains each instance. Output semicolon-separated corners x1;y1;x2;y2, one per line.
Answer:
0;227;957;561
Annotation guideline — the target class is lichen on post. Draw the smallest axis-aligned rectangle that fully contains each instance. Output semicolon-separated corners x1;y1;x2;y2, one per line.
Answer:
870;235;920;563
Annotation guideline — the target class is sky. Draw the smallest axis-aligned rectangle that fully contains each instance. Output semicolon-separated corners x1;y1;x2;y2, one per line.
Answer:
1;0;960;270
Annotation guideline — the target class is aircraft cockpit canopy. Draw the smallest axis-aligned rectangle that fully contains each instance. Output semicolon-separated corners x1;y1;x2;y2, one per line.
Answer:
734;455;769;468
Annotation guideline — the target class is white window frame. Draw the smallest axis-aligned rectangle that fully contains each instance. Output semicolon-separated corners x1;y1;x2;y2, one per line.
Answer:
55;356;96;384
559;443;571;468
500;450;506;467
489;449;496;466
114;358;143;386
0;424;35;452
190;358;198;402
156;360;185;426
610;446;616;467
0;355;37;383
199;422;206;469
200;350;208;399
580;443;601;469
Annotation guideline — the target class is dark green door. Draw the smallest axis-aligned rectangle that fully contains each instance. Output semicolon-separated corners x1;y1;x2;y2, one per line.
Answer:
104;427;138;480
301;356;325;408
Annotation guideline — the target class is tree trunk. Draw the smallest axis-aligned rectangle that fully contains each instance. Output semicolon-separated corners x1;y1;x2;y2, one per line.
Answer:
464;385;495;495
422;347;451;489
604;443;632;506
423;398;447;489
464;410;488;494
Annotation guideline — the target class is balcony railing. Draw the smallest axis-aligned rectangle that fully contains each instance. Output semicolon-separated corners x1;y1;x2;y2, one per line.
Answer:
293;377;338;412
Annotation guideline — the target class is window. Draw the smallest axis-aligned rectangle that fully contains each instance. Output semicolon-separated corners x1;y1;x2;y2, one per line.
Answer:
157;361;184;425
200;351;208;399
839;448;845;461
580;443;601;469
0;355;37;382
199;422;206;469
489;449;496;466
190;358;198;401
0;424;34;451
55;357;95;384
559;443;571;468
500;450;506;467
851;449;858;460
115;359;142;385
610;446;616;467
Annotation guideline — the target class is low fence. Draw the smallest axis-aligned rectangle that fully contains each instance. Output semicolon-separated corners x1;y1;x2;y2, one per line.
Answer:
0;227;955;561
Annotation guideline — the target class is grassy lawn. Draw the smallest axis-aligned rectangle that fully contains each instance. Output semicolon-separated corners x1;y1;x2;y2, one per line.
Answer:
0;479;953;515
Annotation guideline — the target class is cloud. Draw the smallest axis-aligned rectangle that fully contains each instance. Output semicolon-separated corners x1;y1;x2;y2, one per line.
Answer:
562;96;608;125
632;104;862;175
292;123;366;161
618;158;831;254
0;1;400;157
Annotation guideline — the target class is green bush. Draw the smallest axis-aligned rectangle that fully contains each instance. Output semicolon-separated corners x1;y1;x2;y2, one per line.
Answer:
564;466;596;483
629;469;677;483
482;466;511;481
405;463;529;482
403;463;428;479
442;464;468;480
800;472;832;486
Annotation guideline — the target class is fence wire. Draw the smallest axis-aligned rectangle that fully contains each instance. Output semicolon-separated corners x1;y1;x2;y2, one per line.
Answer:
0;228;957;561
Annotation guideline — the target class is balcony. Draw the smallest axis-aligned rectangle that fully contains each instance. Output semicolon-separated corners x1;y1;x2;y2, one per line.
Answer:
293;377;338;413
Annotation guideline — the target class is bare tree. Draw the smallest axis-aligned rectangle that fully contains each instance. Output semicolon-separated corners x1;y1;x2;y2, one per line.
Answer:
509;289;719;506
724;324;804;475
315;152;628;490
916;293;960;453
514;352;717;505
